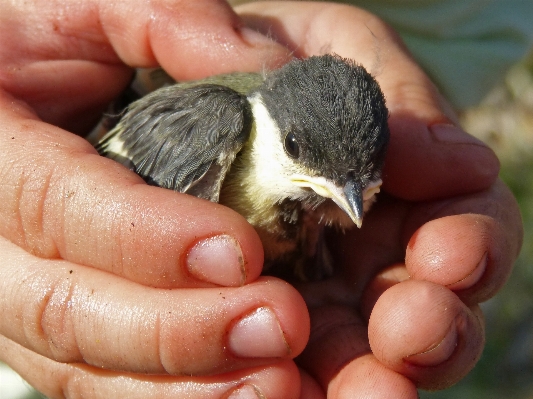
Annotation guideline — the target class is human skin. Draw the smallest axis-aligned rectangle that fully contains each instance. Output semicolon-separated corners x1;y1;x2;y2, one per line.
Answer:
0;1;522;398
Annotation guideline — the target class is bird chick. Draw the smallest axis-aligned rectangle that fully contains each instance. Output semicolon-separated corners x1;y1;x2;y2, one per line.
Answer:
96;54;389;280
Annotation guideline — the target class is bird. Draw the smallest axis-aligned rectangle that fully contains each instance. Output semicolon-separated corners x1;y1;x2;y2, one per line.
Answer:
96;54;389;280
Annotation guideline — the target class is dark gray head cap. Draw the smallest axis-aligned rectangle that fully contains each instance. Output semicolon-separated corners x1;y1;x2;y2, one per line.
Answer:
258;54;389;187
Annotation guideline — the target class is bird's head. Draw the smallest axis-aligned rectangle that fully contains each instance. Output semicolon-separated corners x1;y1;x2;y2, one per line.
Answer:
249;54;389;228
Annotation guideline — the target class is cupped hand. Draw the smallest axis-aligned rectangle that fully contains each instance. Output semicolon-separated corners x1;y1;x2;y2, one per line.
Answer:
236;2;522;398
0;1;523;399
0;1;308;398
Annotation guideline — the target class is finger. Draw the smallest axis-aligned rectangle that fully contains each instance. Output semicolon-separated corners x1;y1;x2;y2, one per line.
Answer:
359;264;410;321
295;305;418;399
0;237;309;375
236;2;500;200
99;0;291;78
368;280;485;390
1;0;292;130
404;179;523;304
1;336;302;399
328;355;418;399
335;180;521;306
0;92;264;288
0;0;132;133
296;306;369;389
299;369;326;399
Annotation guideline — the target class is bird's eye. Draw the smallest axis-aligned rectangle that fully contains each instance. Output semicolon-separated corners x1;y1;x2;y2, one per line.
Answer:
284;132;299;158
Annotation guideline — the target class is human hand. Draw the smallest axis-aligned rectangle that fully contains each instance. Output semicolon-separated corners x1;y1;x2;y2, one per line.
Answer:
0;1;309;398
0;1;523;399
235;2;523;398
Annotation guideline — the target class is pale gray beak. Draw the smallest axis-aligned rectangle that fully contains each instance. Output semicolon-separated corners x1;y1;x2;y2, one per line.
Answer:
290;175;382;228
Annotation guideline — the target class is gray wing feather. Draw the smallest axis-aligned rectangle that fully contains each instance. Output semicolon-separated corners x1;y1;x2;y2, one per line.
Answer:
96;83;253;202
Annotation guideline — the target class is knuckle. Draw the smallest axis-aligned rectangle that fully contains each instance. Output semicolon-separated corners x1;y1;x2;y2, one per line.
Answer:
37;271;83;363
0;137;61;257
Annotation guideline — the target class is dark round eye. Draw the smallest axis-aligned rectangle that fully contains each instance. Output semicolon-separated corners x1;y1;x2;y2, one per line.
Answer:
284;132;299;158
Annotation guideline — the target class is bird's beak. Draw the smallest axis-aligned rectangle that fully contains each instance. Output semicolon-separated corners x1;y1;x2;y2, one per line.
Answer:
290;175;382;228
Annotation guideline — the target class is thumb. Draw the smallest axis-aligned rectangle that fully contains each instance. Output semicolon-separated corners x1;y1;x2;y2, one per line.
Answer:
99;0;292;79
236;2;500;201
1;0;292;130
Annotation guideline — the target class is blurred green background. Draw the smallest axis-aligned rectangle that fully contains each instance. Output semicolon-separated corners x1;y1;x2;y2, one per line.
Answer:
421;53;533;398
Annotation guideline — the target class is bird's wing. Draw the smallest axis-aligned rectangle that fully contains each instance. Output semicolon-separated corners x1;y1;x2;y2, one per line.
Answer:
96;83;253;202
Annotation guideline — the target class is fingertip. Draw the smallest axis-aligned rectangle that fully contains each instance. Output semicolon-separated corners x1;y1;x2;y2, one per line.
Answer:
224;214;265;285
225;277;310;361
186;235;248;287
183;208;265;287
172;197;265;288
54;153;265;288
368;281;455;369
146;2;292;79
382;119;500;201
360;263;409;321
223;361;301;399
445;252;487;291
267;279;311;358
368;280;485;390
228;306;291;359
328;354;418;399
237;25;293;69
403;319;458;368
405;215;491;289
99;0;292;79
404;211;518;306
296;305;370;390
299;369;326;399
429;123;500;182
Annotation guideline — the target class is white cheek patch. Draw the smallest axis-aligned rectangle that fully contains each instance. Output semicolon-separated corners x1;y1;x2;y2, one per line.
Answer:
247;94;313;202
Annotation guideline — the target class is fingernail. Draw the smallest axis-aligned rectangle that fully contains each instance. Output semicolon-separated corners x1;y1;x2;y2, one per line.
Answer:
429;124;487;146
226;384;264;399
238;26;276;47
405;319;458;367
187;235;245;286
447;252;487;290
228;307;289;358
